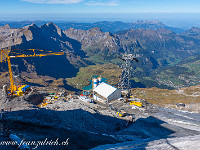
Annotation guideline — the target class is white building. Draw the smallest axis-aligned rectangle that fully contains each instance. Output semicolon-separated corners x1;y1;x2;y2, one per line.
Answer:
93;82;121;103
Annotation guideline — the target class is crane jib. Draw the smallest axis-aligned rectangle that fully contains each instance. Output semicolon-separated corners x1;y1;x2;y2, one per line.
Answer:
0;49;64;96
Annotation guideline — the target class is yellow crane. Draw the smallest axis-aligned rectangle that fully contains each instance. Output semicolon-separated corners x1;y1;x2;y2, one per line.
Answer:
0;49;64;96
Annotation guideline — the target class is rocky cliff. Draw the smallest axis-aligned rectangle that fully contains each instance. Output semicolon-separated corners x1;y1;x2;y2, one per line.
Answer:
0;23;90;91
64;27;122;57
2;22;200;89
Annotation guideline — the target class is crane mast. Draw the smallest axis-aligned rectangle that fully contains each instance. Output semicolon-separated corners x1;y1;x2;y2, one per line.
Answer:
0;49;64;95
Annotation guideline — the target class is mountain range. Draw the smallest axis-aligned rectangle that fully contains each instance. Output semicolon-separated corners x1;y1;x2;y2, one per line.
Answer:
0;20;184;33
1;21;200;90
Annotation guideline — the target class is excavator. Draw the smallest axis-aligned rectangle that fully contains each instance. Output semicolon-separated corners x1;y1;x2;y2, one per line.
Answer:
0;49;64;96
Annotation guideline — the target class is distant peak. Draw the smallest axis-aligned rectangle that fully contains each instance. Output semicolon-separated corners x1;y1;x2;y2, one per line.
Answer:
183;27;200;35
45;22;61;30
4;24;10;29
191;27;200;31
132;20;162;23
23;23;38;29
46;22;54;26
30;23;38;27
46;22;59;28
90;27;102;32
0;24;10;30
69;27;76;30
41;22;62;36
132;20;165;26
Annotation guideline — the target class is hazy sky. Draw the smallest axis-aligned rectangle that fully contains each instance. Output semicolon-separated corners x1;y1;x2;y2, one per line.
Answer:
0;0;200;25
1;0;200;14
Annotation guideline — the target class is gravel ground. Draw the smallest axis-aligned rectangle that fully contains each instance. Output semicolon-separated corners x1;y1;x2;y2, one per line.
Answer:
91;134;200;150
92;107;200;150
1;92;200;150
4;100;127;135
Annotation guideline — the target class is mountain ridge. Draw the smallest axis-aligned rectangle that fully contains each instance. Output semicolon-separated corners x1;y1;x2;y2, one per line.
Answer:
1;22;200;89
0;20;185;33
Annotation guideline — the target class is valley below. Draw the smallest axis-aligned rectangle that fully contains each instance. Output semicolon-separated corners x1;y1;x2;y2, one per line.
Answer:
0;20;200;150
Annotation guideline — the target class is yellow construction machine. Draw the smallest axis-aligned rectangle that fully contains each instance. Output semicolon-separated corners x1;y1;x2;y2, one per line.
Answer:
0;49;64;96
116;108;127;117
129;97;147;109
130;101;143;107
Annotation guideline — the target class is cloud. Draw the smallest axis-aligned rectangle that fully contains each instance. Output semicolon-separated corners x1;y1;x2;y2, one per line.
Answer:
22;0;84;4
86;1;119;6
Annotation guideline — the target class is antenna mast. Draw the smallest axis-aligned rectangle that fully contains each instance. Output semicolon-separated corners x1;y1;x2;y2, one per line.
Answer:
118;53;138;91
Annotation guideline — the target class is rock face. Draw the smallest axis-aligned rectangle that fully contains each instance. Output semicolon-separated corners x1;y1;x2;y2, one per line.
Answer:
117;28;200;65
64;26;200;81
64;26;200;66
180;27;200;38
0;22;82;54
2;22;200;89
64;27;121;56
3;22;198;71
64;26;199;69
0;22;88;80
0;24;22;49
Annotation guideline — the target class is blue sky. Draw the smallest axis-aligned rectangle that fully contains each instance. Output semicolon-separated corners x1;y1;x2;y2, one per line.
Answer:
1;0;200;14
0;0;200;23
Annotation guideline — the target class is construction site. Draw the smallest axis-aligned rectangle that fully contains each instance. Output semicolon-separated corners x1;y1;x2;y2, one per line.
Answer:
0;50;200;150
